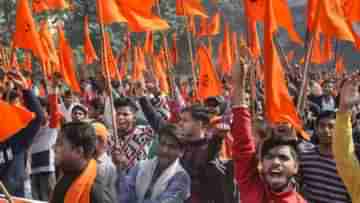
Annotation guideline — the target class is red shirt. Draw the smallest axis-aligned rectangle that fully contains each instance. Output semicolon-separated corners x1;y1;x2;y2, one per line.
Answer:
232;107;307;203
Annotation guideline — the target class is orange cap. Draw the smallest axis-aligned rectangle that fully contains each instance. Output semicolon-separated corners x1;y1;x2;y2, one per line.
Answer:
92;122;109;142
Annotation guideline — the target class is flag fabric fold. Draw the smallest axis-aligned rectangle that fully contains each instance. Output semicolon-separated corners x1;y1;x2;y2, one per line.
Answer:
83;16;98;65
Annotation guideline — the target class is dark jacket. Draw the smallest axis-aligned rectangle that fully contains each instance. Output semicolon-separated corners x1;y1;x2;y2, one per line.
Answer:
0;90;44;197
139;97;237;203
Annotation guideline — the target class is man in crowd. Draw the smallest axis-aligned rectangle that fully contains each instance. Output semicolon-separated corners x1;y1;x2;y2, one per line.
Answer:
0;71;44;197
30;82;61;201
333;77;360;202
92;122;117;202
231;61;307;202
117;123;191;202
299;110;351;203
52;122;107;203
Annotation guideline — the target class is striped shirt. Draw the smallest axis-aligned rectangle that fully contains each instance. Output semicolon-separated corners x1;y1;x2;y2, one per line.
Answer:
299;142;351;203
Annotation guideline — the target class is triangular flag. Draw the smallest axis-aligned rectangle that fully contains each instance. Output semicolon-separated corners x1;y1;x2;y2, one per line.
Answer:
248;19;261;58
219;23;233;75
11;52;19;69
39;20;59;76
322;36;333;63
83;16;98;65
231;32;238;64
153;55;170;94
264;0;307;139
132;47;146;81
57;26;81;93
32;0;69;13
117;0;170;32
188;16;196;35
96;0;127;25
103;32;120;80
144;31;154;55
311;33;324;64
13;0;46;62
198;12;221;37
197;44;222;100
176;0;208;18
22;52;32;72
315;0;355;42
0;100;35;142
171;32;178;65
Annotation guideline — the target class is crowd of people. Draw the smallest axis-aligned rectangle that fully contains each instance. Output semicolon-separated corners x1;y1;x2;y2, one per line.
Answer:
0;58;360;203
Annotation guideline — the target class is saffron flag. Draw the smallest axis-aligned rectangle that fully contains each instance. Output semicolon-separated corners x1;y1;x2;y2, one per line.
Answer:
32;0;69;13
144;31;154;55
264;0;307;139
13;0;46;62
116;0;170;32
344;0;360;22
0;100;34;142
219;23;233;75
103;32;120;80
83;16;98;65
197;12;221;37
153;55;170;94
176;0;208;18
315;0;355;42
243;0;302;44
96;0;127;25
58;26;81;93
336;55;345;75
248;19;261;58
197;44;222;100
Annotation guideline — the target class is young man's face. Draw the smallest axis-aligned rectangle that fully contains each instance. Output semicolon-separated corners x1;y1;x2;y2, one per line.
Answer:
317;117;336;146
156;135;183;167
116;106;135;133
323;82;334;96
71;109;87;122
178;111;202;139
54;134;83;171
261;145;298;192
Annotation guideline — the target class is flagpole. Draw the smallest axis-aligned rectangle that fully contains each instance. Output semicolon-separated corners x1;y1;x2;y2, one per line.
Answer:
185;18;198;95
97;3;119;146
332;39;339;70
155;1;176;98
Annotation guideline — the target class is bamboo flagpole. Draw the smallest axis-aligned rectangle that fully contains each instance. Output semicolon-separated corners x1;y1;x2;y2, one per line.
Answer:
97;1;119;146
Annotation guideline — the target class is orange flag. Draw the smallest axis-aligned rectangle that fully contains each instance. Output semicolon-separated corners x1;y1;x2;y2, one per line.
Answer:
83;16;98;65
132;47;146;81
311;33;323;64
248;19;261;58
57;26;81;93
39;20;58;76
117;0;170;32
336;55;345;75
219;23;233;75
244;0;302;44
264;0;307;139
32;0;69;13
322;36;333;63
103;32;120;80
197;44;222;100
96;0;127;25
153;55;170;94
144;31;154;55
315;0;355;42
13;0;46;62
344;0;360;22
197;12;221;37
176;0;208;18
11;52;19;69
0;100;34;142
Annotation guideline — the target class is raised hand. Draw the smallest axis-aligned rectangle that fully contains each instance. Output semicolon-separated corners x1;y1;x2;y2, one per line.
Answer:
339;76;360;113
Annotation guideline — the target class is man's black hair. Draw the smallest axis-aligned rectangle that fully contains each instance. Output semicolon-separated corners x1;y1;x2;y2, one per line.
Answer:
114;97;138;112
38;97;50;113
61;122;97;159
261;134;299;162
181;104;211;125
0;68;5;81
158;123;184;149
315;110;336;126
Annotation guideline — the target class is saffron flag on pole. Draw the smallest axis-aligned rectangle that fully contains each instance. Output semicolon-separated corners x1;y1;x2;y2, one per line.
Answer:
13;0;46;62
263;0;307;139
83;16;98;65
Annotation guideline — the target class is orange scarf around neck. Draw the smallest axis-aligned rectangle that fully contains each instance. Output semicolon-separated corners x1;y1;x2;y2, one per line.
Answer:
64;159;97;203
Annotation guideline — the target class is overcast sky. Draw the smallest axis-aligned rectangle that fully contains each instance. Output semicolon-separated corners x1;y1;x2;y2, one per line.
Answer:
288;0;306;7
